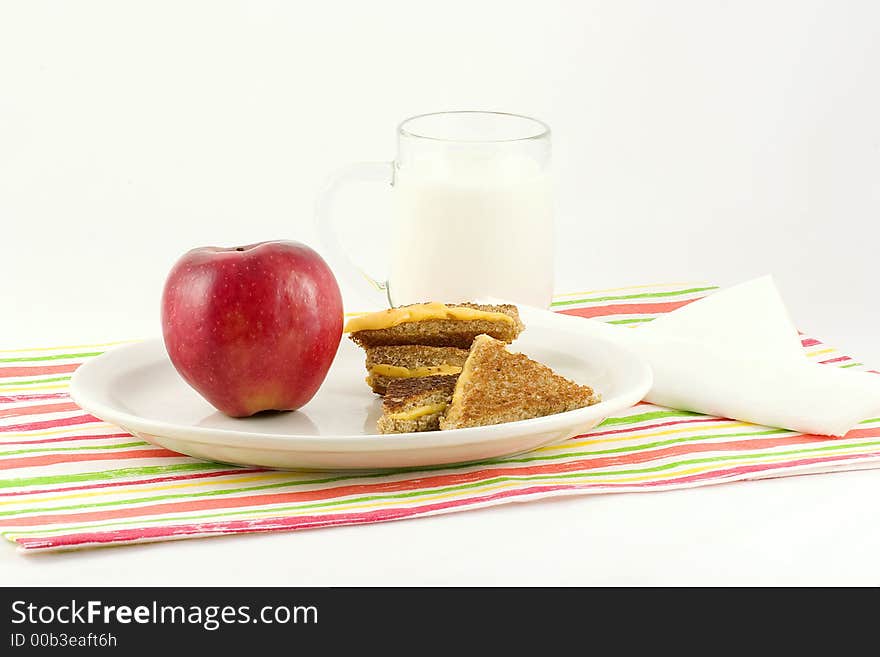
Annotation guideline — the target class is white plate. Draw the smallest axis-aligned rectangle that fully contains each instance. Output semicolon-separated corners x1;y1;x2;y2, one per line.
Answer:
69;307;652;470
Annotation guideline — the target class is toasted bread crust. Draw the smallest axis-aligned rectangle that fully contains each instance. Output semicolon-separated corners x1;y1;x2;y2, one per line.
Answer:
365;345;470;368
377;411;445;434
440;335;600;430
377;375;458;434
381;375;458;412
351;303;524;348
364;345;469;394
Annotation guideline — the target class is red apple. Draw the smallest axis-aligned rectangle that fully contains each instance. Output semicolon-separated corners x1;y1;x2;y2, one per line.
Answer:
161;240;343;417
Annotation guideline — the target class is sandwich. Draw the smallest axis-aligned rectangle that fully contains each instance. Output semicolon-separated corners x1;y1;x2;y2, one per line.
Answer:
439;334;601;430
364;345;469;395
345;302;524;349
377;374;459;434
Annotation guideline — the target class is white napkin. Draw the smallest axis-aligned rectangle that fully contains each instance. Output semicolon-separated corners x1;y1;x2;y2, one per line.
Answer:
550;276;880;437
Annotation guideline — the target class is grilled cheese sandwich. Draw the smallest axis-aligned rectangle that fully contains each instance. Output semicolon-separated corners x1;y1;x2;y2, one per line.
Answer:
440;334;601;430
363;345;469;394
346;302;523;349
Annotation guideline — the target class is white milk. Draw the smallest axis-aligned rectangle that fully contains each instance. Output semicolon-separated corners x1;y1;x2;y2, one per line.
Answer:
389;155;553;308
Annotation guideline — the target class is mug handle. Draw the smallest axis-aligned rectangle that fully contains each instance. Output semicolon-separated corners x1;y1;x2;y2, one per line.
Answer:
315;161;395;308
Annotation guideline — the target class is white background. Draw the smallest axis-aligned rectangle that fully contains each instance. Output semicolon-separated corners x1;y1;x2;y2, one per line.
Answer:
1;1;879;585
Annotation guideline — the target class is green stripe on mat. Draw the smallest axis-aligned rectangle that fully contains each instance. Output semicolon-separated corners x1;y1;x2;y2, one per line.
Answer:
599;409;703;426
0;463;231;490
550;286;718;308
0;352;102;364
0;376;72;387
0;441;148;458
606;318;655;325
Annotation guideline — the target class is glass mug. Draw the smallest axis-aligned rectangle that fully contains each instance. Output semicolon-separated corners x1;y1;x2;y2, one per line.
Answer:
316;111;553;308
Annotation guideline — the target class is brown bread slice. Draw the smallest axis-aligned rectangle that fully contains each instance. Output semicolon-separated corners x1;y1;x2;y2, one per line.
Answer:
377;375;459;434
350;303;524;349
364;345;470;394
440;335;601;430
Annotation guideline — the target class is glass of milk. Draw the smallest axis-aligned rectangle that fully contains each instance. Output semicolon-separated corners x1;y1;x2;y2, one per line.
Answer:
316;111;553;308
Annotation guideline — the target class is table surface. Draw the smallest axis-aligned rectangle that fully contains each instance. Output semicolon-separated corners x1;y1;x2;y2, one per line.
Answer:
2;290;879;587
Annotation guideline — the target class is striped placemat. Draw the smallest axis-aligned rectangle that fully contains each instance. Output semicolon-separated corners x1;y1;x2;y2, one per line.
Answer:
2;282;879;553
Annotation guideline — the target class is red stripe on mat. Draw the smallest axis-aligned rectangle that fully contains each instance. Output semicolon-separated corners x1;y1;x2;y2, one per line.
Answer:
558;299;696;319
0;414;100;434
0;432;132;447
0;363;79;379
0;402;82;420
0;449;182;471
0;393;70;403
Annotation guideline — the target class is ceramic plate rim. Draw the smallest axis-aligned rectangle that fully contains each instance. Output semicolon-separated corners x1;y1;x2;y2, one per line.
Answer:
69;332;652;454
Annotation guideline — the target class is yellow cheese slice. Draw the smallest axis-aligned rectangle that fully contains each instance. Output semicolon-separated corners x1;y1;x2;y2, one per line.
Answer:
387;403;448;421
370;364;463;378
344;302;513;333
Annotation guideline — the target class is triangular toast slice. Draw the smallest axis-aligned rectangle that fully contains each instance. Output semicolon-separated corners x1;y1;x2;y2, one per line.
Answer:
439;335;600;430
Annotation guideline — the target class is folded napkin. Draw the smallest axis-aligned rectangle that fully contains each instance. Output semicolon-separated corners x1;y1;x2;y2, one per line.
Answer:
551;276;880;437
